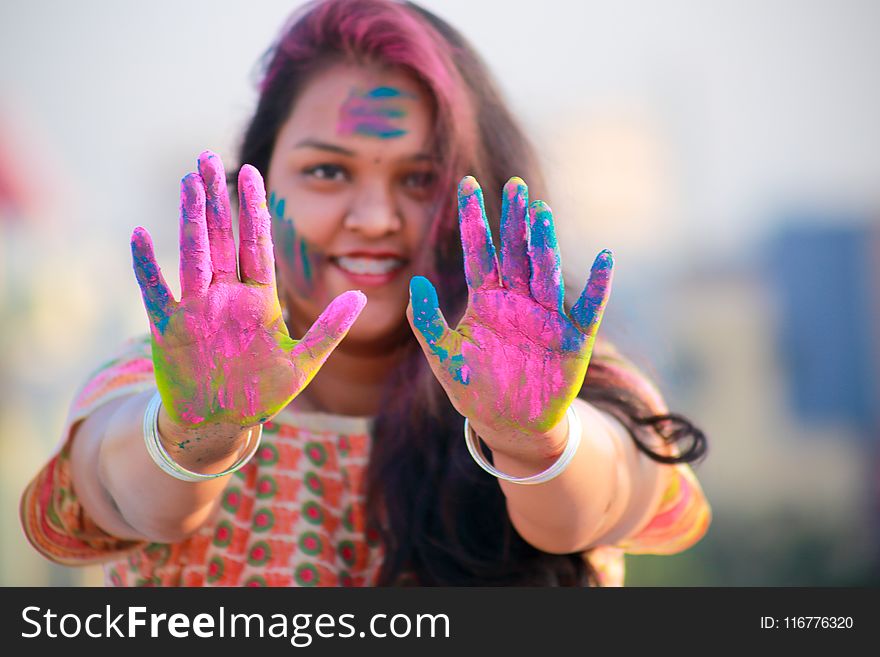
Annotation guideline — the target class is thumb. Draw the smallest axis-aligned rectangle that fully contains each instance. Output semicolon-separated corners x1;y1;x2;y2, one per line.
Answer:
407;276;461;367
570;249;614;339
289;290;367;369
131;226;176;334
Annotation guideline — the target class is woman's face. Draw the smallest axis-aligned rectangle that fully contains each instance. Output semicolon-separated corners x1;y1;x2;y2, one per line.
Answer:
266;63;437;350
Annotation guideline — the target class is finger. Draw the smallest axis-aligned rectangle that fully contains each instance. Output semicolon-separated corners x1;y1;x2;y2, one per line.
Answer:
527;200;565;312
179;173;212;298
570;249;614;338
407;276;470;385
499;177;530;293
458;176;500;291
408;275;454;360
289;290;367;367
198;150;237;281
131;226;176;333
238;164;276;286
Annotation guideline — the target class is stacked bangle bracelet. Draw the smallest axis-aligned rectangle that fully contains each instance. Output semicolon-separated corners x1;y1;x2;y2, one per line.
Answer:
463;405;581;485
142;391;263;483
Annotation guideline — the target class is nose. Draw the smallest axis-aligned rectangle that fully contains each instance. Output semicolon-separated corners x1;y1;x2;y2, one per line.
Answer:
344;180;402;237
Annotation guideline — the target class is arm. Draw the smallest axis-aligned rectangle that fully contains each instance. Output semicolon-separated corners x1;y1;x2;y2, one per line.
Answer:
478;398;671;554
409;176;707;556
69;390;251;543
65;151;364;546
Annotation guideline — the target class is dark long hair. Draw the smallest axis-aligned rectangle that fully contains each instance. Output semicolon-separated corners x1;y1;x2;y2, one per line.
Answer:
239;0;706;586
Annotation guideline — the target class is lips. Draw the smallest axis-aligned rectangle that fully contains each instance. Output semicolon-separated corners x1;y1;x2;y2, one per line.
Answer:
334;255;406;275
329;252;409;286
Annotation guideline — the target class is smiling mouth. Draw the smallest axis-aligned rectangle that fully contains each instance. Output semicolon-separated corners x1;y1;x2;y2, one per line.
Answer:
332;255;408;276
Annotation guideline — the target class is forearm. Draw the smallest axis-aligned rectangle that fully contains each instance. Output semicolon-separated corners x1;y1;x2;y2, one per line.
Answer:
70;388;250;543
486;398;670;554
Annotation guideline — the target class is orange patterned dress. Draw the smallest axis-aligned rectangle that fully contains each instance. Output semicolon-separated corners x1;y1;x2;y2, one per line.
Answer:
20;337;711;586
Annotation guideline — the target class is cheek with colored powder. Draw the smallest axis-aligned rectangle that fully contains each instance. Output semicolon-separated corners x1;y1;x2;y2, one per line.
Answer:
268;191;321;297
336;86;415;139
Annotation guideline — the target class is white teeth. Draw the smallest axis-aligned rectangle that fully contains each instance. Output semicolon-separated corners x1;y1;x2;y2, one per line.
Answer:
336;256;404;275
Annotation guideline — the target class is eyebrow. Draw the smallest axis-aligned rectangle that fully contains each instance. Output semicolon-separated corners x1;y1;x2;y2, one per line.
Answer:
293;138;437;162
294;139;355;156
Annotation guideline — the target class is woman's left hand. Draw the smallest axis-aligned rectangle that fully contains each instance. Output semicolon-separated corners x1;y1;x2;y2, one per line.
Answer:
407;176;613;463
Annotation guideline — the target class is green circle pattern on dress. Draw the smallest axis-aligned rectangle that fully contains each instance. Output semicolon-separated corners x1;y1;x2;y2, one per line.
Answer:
248;541;271;566
253;508;275;533
213;519;234;547
257;442;279;466
299;531;322;556
222;486;242;513
303;500;324;525
295;563;319;586
255;474;277;499
342;504;354;532
305;441;327;467
305;471;323;496
338;540;356;567
207;556;225;583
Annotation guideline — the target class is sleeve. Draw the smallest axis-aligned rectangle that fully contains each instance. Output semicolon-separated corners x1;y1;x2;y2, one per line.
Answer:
614;463;711;555
586;339;713;557
19;335;156;565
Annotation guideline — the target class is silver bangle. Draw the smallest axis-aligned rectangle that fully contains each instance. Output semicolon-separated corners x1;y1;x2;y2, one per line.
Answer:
143;391;263;482
463;406;581;485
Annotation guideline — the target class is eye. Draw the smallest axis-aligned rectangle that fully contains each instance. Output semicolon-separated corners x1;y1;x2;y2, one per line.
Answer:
303;163;349;182
401;170;436;190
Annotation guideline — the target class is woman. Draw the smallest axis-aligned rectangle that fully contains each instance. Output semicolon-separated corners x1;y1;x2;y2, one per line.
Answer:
21;0;710;586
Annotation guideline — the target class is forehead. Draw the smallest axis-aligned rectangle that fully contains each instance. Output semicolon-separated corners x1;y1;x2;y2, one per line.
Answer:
279;63;433;149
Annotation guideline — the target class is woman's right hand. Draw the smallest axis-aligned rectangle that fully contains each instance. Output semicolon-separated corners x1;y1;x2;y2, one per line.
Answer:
131;151;365;437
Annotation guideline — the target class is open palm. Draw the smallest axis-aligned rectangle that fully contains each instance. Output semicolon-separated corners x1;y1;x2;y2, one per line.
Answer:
131;151;364;428
408;176;612;449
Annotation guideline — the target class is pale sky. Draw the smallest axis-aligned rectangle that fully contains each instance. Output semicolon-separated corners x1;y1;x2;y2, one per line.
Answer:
2;0;878;264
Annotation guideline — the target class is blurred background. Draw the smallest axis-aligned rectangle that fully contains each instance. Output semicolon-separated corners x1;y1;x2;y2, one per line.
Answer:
1;0;877;585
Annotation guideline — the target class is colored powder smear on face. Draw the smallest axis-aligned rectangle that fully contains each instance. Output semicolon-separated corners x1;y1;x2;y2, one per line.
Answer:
268;191;314;291
337;86;414;139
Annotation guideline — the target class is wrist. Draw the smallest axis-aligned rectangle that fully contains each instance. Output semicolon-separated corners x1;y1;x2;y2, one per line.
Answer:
470;413;569;467
464;406;581;485
156;405;255;472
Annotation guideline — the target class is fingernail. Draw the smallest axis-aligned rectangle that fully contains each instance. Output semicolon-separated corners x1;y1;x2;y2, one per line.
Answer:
409;275;436;304
528;201;557;247
596;248;613;261
458;175;481;197
181;174;205;215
